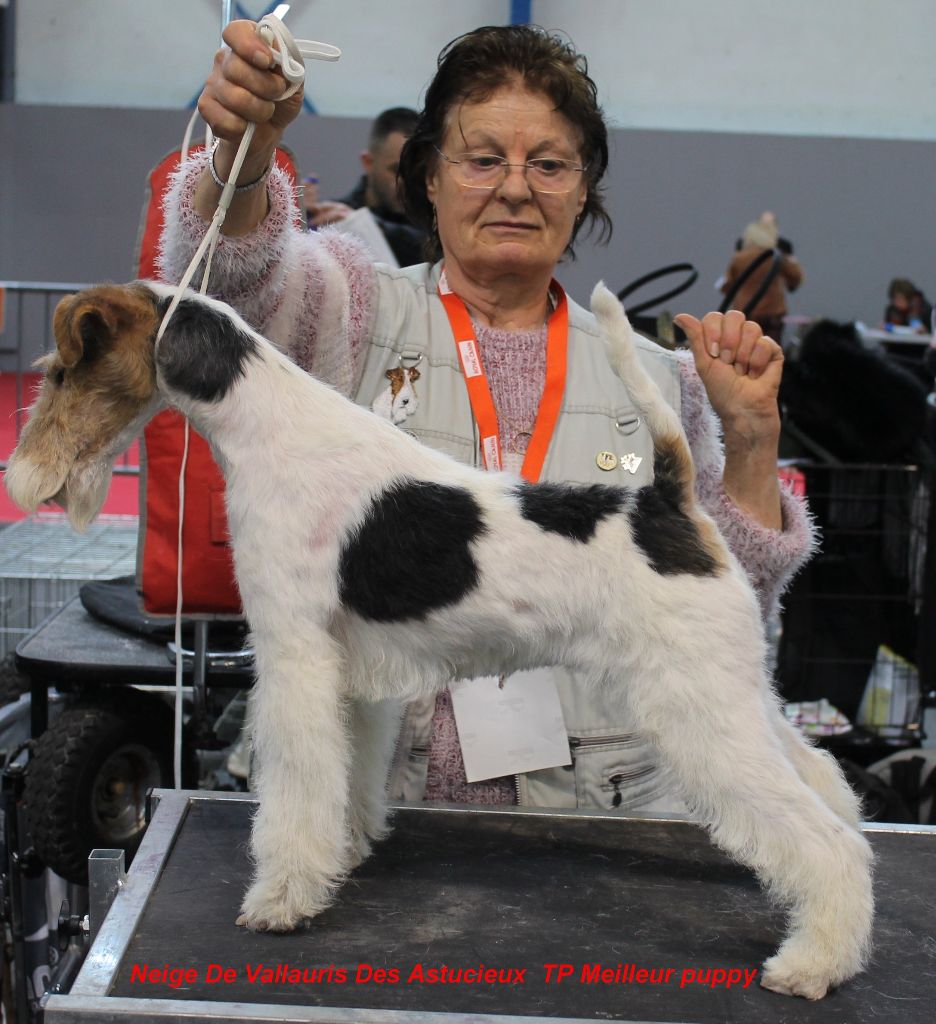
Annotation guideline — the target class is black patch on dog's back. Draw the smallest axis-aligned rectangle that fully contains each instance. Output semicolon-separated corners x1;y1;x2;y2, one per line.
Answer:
339;479;486;622
156;297;259;402
630;450;719;576
516;482;627;542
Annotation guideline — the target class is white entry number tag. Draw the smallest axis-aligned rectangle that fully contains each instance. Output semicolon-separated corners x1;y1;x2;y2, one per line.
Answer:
449;668;571;783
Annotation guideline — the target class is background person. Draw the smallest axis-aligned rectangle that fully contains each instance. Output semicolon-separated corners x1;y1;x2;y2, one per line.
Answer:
734;210;793;255
884;277;932;333
164;22;816;814
721;213;804;344
306;106;428;265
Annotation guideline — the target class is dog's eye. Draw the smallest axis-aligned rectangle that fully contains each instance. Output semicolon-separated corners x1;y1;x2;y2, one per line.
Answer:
53;368;66;386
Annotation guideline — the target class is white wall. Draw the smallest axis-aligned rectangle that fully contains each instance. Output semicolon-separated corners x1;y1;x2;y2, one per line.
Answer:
538;0;936;140
14;0;936;140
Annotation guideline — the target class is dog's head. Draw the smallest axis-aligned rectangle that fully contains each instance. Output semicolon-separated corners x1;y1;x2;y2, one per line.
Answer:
4;283;162;530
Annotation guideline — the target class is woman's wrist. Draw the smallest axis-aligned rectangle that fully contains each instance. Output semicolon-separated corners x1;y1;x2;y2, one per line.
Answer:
721;433;783;530
210;138;275;187
208;140;273;193
194;142;273;236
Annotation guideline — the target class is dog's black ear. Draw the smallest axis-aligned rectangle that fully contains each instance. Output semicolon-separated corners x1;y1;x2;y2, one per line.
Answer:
54;297;117;368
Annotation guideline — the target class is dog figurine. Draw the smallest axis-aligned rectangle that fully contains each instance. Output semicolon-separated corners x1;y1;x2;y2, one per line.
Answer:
4;281;873;1000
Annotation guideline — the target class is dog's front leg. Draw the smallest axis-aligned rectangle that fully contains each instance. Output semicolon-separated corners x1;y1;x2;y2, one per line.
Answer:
237;632;351;932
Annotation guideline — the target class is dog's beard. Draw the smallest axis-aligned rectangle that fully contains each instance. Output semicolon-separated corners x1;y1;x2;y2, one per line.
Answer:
3;451;70;516
4;445;114;532
3;411;78;515
59;458;115;532
5;394;159;532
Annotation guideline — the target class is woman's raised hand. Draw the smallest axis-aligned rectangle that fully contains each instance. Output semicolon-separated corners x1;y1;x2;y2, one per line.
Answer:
674;310;784;529
198;20;304;170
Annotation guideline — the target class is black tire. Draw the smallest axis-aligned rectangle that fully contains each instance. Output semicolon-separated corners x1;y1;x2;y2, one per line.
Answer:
24;691;190;884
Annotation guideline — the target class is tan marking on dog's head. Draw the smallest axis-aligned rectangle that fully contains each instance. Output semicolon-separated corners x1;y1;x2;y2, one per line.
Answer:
384;367;405;396
4;283;163;529
52;284;161;395
384;366;420;398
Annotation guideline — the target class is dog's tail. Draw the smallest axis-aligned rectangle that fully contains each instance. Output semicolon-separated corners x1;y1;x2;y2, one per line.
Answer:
590;282;696;511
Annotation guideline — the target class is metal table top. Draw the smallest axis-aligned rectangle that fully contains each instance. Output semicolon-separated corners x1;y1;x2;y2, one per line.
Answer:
45;791;936;1023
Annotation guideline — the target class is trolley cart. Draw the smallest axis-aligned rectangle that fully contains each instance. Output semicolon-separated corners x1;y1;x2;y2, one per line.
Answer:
16;591;252;739
11;592;251;887
3;593;253;1019
44;791;936;1024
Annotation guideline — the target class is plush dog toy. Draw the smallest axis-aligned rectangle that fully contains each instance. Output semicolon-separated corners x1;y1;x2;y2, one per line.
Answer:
5;281;873;999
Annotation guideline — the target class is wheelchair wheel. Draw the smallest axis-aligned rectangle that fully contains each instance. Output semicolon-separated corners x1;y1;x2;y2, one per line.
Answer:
24;690;187;884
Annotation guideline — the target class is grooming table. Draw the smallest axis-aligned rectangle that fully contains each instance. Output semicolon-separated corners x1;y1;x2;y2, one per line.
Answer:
44;791;936;1023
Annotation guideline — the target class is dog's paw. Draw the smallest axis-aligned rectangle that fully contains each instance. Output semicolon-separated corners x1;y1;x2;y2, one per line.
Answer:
235;904;311;933
235;910;304;932
760;953;831;1001
236;878;334;932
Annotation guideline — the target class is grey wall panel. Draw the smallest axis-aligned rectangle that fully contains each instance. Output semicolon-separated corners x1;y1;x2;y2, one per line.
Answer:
2;104;934;361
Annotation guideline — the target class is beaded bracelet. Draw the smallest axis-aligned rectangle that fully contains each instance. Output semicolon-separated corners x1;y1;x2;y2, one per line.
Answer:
208;141;274;193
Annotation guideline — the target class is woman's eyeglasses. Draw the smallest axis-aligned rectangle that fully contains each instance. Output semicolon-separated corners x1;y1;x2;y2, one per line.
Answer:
434;147;587;194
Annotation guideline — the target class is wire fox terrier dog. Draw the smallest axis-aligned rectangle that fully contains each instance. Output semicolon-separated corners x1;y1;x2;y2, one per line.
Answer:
5;281;873;999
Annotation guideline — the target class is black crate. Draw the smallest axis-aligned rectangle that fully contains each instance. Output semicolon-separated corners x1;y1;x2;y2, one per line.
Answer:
776;461;933;761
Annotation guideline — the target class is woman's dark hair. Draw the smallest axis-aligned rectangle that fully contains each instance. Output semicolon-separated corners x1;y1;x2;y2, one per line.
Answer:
887;277;918;302
399;24;612;262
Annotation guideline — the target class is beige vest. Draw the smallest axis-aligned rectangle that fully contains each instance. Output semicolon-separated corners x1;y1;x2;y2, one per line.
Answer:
355;263;685;813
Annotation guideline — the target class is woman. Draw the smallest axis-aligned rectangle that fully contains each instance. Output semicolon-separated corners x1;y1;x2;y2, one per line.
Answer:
163;23;815;814
884;277;932;333
721;214;804;344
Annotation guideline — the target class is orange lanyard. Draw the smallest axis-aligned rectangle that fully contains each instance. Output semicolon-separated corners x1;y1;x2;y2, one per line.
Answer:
439;280;569;483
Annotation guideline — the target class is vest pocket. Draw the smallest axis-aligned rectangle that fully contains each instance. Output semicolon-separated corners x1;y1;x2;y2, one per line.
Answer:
395;744;429;802
569;734;667;812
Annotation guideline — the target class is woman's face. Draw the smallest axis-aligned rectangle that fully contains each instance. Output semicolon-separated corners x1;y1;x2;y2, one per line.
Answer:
426;83;588;284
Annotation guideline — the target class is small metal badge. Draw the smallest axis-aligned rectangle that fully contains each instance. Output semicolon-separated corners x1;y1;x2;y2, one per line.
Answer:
596;451;618;472
620;453;643;475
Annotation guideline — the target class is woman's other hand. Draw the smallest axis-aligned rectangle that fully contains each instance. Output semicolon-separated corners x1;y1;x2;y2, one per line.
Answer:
674;310;783;528
307;201;354;228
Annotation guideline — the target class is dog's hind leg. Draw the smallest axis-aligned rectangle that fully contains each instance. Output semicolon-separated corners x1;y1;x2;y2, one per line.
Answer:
347;698;403;868
629;657;873;1000
768;706;864;830
237;629;352;932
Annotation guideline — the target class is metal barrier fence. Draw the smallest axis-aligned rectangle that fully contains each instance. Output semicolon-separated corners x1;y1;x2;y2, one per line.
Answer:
0;514;138;658
776;459;935;760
